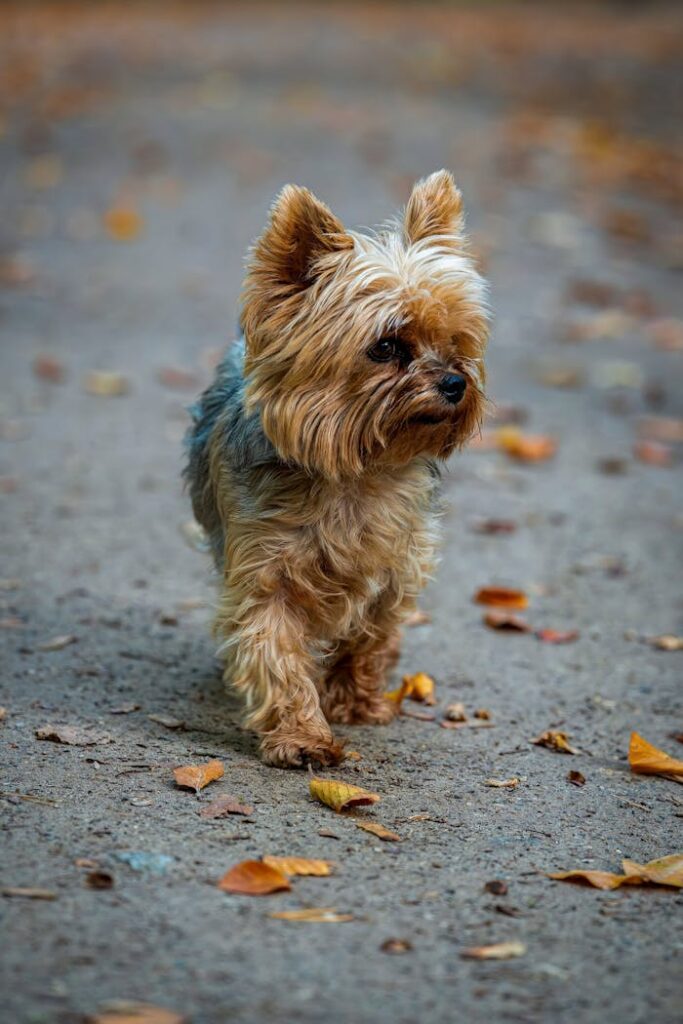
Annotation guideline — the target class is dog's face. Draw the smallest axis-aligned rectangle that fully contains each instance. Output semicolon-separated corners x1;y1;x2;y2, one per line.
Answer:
241;171;489;479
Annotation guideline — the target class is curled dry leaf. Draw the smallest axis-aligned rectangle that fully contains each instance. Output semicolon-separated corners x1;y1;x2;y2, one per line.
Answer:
37;633;77;651
173;759;224;793
88;1002;185;1024
269;908;353;922
647;634;683;652
484;778;519;789
633;441;672;467
548;869;633;891
536;628;579;644
356;821;401;842
628;732;683;780
474;709;491;720
262;856;332;877
474;586;528;610
567;770;586;787
309;777;380;813
461;941;526;960
531;730;579;755
200;795;254;818
484;880;508;896
549;854;683;890
444;702;467;722
217;860;291;895
483;610;532;633
381;938;413;954
35;724;112;746
86;870;114;890
390;671;436;706
497;427;557;462
471;518;518;535
84;371;129;397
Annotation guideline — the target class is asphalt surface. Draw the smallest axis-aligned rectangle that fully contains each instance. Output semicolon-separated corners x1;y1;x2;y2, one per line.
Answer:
1;4;682;1023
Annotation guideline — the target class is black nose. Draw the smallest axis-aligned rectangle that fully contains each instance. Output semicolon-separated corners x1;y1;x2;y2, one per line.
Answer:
438;373;467;405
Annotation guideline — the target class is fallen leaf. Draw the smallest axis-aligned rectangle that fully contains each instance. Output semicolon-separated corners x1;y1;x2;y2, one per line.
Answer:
646;635;683;651
37;633;77;651
548;869;632;891
440;719;495;730
471;518;518;535
309;777;380;813
483;880;508;896
217;860;291;895
483;610;532;633
381;938;412;954
345;750;362;761
35;724;112;746
474;586;528;610
2;887;56;900
404;609;432;627
628;732;683;780
200;795;254;818
621;854;683;888
402;672;436;704
86;870;114;890
633;441;673;467
531;730;579;755
461;941;526;960
269;908;353;922
474;709;491;720
567;770;586;787
484;778;519;789
84;371;129;397
497;427;557;462
444;702;467;722
356;821;401;842
104;205;143;242
262;856;332;877
87;1002;185;1024
173;759;224;792
638;416;683;444
148;713;185;730
32;354;65;383
536;628;579;644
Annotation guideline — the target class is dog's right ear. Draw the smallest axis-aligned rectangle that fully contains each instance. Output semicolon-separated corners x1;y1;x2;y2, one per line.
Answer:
248;185;353;294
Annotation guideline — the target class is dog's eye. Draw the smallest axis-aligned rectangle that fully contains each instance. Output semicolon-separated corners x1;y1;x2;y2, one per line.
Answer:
367;338;396;362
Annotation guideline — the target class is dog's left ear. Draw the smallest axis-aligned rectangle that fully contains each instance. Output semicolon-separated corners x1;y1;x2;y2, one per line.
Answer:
404;170;464;244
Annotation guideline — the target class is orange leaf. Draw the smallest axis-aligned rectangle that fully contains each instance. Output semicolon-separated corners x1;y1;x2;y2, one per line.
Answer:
217;860;290;895
497;427;557;462
309;777;380;813
356;821;401;842
536;628;579;644
88;1003;185;1024
531;730;579;754
628;732;683;780
647;634;683;651
548;870;635;891
633;441;673;467
460;941;526;960
173;759;224;793
402;672;436;705
269;907;354;922
261;856;332;877
621;854;683;888
483;610;532;633
104;205;143;242
474;586;528;610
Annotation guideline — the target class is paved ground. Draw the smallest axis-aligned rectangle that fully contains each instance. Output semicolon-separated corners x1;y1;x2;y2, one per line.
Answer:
1;3;682;1023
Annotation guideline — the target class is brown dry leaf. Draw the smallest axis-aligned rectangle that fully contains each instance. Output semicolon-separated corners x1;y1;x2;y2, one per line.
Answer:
531;730;579;755
471;518;518;535
84;371;129;397
269;908;353;922
356;821;401;842
36;724;112;746
638;416;683;444
262;856;332;877
37;633;77;651
402;671;436;704
536;628;579;644
548;869;634;891
474;709;491;720
345;750;362;762
461;941;526;960
474;586;528;610
567;770;586;787
173;759;224;793
217;859;290;895
309;777;380;813
381;938;413;954
647;635;683;652
200;795;254;818
2;887;57;900
483;610;532;633
0;707;7;722
104;205;143;242
633;441;673;467
404;609;432;627
497;427;557;462
484;778;520;789
88;1002;185;1024
621;854;683;888
86;870;114;890
33;354;65;383
628;732;683;780
484;879;508;896
444;702;467;722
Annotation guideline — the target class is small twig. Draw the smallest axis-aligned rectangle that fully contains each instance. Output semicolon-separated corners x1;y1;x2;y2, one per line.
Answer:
0;791;57;806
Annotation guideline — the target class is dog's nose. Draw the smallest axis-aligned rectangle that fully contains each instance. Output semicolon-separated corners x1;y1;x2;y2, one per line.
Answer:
438;373;467;405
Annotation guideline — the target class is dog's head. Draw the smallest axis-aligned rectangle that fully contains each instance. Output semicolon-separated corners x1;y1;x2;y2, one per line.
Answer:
241;170;489;479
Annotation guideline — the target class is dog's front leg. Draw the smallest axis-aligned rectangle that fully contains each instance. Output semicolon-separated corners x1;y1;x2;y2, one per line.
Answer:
218;585;343;768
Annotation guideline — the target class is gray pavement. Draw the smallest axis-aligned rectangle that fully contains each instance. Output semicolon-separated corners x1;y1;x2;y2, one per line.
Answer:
1;4;682;1023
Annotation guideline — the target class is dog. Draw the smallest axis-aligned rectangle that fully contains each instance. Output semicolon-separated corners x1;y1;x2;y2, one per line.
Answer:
185;170;489;767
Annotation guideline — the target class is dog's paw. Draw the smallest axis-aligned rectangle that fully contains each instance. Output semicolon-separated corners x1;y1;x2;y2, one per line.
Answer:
260;731;345;769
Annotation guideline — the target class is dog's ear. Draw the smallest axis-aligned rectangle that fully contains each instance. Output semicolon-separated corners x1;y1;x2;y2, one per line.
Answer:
404;170;464;244
250;185;353;290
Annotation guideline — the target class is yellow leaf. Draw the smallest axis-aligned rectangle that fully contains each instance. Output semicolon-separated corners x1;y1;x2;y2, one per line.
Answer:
461;941;526;960
531;730;579;755
309;777;380;813
269;908;354;922
217;860;290;895
356;821;401;842
173;759;224;793
548;869;634;891
621;854;683;888
474;586;528;610
104;205;143;241
261;856;332;877
402;672;436;704
628;732;683;779
83;371;129;397
496;427;557;462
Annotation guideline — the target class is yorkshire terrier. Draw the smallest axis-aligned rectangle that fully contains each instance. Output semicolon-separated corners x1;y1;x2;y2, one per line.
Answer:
185;170;488;767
